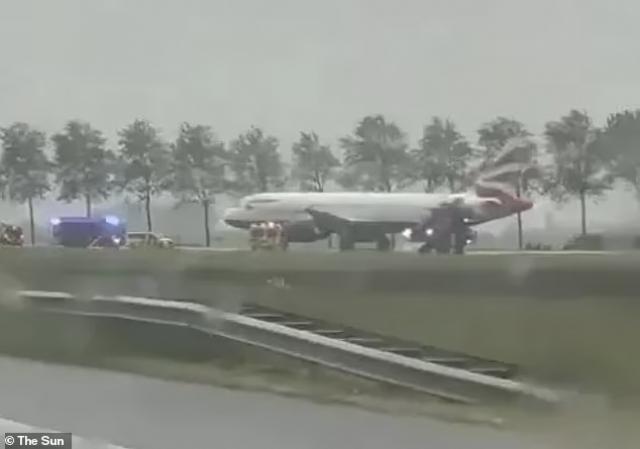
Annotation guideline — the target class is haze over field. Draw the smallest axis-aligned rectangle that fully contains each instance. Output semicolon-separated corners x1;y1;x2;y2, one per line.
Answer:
2;0;640;243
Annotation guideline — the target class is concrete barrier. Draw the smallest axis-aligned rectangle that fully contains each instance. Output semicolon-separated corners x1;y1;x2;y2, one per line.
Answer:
10;290;559;406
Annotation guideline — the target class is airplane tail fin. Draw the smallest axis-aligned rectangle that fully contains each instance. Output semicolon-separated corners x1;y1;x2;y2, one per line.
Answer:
470;137;537;203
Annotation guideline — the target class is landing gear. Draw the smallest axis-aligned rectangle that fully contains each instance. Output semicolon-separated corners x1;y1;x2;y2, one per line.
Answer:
376;235;391;251
338;227;355;251
279;224;290;251
418;229;467;255
434;234;452;254
453;229;466;255
417;237;450;254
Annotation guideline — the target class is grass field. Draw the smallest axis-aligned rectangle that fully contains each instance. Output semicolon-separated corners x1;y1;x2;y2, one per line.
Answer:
2;246;640;297
0;308;506;427
1;247;639;400
254;290;640;398
2;308;639;446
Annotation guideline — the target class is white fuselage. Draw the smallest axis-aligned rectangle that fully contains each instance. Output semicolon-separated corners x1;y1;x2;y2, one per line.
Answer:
239;192;455;208
223;191;521;228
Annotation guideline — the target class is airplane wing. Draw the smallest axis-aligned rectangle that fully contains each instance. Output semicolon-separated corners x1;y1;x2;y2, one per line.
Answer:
305;204;440;234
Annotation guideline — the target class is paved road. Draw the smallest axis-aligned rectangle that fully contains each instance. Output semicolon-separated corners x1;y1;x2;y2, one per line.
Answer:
0;417;128;449
0;356;546;449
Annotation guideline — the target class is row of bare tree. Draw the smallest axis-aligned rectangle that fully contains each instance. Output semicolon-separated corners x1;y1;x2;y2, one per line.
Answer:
1;109;639;246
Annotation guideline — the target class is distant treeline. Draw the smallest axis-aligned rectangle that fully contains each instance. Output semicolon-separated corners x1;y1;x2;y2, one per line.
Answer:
1;110;640;246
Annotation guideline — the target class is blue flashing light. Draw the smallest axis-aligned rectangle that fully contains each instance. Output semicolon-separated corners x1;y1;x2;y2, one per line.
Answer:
104;215;120;226
50;217;61;226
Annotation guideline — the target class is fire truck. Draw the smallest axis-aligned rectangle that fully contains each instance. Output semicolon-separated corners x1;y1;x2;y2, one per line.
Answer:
0;223;24;246
249;222;289;251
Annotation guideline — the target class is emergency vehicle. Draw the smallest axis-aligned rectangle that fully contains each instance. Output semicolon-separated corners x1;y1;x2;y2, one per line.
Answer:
126;232;175;249
50;215;127;248
249;222;288;251
0;223;24;246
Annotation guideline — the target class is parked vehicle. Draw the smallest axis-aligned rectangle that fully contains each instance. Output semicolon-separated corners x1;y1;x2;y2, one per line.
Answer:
126;232;174;249
0;223;24;246
51;215;127;248
249;222;288;251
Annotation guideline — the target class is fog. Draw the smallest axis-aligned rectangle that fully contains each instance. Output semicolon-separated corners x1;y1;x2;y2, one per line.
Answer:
2;0;640;243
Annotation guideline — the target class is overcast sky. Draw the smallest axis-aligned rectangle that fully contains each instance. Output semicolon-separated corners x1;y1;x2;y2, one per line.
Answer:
1;0;639;231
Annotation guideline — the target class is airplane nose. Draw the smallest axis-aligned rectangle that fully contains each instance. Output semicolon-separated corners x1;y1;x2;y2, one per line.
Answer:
223;207;245;227
223;207;241;219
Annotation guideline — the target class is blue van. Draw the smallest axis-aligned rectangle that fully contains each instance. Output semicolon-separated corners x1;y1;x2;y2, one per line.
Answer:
50;215;127;248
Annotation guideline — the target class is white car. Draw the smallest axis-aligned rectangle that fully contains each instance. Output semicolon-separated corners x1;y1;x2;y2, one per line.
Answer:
126;232;175;249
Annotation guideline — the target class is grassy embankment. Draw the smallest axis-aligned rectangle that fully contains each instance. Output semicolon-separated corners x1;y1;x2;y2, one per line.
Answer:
1;247;640;400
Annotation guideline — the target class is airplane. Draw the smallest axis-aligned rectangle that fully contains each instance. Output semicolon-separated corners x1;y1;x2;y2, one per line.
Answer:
223;139;536;254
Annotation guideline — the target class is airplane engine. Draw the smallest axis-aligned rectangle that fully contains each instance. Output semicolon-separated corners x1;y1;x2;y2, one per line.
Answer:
282;221;330;243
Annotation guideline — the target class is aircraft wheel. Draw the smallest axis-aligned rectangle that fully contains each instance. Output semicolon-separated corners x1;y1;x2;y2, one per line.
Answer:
453;233;466;255
279;227;290;251
452;225;470;255
376;235;391;251
434;234;452;254
418;243;432;254
338;227;355;251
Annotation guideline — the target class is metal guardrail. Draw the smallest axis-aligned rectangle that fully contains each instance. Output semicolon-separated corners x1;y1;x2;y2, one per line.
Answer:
8;290;559;406
238;303;519;379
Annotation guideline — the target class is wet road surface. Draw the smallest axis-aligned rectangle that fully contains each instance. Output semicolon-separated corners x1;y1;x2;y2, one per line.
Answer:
0;356;548;449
